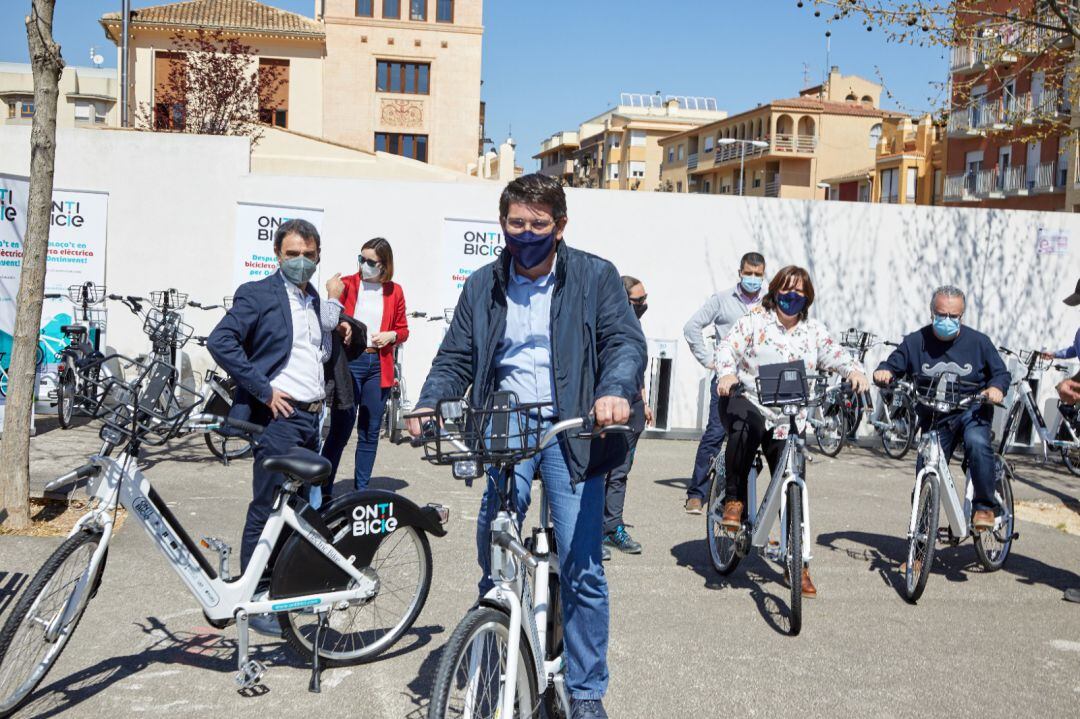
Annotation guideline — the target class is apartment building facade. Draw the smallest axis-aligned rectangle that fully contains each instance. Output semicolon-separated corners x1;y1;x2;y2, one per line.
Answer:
821;114;945;205
100;0;483;173
660;69;899;200
538;94;726;191
0;62;118;128
943;0;1077;210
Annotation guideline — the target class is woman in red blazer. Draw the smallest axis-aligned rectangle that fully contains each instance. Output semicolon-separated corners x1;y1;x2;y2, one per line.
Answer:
320;237;409;492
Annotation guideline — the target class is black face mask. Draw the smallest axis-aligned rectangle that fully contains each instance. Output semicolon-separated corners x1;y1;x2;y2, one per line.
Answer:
632;302;648;319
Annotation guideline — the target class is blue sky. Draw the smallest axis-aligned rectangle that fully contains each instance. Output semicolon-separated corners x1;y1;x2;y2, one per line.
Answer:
0;1;947;168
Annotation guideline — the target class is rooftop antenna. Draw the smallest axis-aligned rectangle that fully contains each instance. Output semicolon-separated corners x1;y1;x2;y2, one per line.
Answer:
823;31;832;98
802;62;811;88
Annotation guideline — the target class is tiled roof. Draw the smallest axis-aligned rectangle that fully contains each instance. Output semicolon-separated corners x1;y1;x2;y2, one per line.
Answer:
102;0;324;38
772;97;903;118
822;166;876;184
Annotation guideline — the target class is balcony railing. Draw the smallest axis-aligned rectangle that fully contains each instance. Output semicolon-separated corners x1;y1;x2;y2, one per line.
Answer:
1033;160;1067;192
764;180;780;198
974;167;1002;196
714;141;768;164
944;173;977;202
774;134;817;153
1001;165;1028;194
687;152;699;171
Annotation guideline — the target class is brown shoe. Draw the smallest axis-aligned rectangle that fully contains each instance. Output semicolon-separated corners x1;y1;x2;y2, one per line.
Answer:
720;500;744;530
684;498;704;515
801;568;817;598
972;509;995;532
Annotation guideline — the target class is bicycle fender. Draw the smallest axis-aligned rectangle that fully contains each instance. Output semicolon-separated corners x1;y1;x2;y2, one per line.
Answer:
268;489;443;601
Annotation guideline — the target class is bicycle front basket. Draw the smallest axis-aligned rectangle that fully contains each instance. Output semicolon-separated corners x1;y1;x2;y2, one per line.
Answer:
143;308;194;349
66;283;106;305
149;289;189;310
755;361;810;407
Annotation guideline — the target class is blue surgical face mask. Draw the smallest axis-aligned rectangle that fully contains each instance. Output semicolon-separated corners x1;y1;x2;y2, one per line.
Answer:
933;314;961;340
280;256;317;285
776;291;807;317
740;275;763;294
504;229;556;270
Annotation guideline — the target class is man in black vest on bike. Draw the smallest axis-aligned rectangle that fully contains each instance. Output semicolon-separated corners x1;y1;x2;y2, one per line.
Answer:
874;285;1009;534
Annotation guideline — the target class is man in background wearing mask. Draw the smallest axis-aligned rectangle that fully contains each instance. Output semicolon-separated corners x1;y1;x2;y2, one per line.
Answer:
407;174;646;719
208;218;344;637
874;285;1009;535
681;252;766;514
600;276;655;560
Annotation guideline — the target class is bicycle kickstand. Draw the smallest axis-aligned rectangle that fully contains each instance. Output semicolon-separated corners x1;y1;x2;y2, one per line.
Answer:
309;610;330;693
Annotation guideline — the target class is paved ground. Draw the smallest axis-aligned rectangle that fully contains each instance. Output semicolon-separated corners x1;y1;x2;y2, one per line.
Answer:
2;418;1080;718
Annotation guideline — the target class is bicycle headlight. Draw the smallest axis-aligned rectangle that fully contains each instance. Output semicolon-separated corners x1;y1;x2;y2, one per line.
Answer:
452;460;481;480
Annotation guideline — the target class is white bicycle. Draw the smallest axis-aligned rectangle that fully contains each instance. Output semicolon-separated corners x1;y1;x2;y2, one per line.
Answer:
0;352;448;716
412;393;631;719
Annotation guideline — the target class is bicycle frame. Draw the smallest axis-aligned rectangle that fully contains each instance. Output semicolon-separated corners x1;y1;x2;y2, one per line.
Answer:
745;429;812;563
909;430;991;542
1006;378;1080;456
58;450;378;670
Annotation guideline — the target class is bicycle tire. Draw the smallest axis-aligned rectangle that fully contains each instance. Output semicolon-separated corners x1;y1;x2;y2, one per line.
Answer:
428;605;538;719
1062;445;1080;476
0;372;6;398
973;457;1016;571
996;402;1021;456
56;369;75;430
904;475;939;604
34;345;45;369
705;450;741;575
881;396;916;460
541;571;565;719
388;394;403;445
202;388;252;462
814;406;845;457
0;529;104;717
785;482;803;636
279;523;432;666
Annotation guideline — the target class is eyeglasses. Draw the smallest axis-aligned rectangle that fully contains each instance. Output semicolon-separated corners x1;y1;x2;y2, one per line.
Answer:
358;256;380;268
505;218;556;233
629;295;648;305
934;312;962;321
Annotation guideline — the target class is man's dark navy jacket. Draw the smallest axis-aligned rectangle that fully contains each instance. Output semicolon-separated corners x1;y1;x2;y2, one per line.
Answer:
417;243;648;480
207;271;323;424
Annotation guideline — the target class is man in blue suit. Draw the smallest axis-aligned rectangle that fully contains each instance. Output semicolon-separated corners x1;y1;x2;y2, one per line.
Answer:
208;218;343;635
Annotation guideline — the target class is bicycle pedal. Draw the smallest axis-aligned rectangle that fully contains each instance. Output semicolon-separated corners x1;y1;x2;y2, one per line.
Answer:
235;659;266;691
200;536;233;581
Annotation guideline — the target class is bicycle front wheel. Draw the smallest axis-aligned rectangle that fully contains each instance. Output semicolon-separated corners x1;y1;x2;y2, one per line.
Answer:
0;529;104;717
705;445;740;575
881;397;916;460
974;457;1016;571
904;476;939;604
814;407;845;457
785;482;803;636
56;369;75;430
279;524;432;665
428;606;539;719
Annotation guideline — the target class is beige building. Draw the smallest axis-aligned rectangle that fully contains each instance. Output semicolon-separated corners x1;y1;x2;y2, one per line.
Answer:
659;68;900;199
540;94;727;191
821;114;945;205
319;0;483;173
100;0;483;174
0;62;118;128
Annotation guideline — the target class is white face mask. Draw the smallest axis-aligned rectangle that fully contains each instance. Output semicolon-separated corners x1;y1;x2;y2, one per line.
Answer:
360;261;382;281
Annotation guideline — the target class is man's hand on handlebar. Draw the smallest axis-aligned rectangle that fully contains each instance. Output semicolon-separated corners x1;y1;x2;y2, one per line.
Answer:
716;374;740;397
407;408;433;439
1057;378;1080;404
592;396;630;427
873;369;893;386
980;386;1005;405
847;371;870;394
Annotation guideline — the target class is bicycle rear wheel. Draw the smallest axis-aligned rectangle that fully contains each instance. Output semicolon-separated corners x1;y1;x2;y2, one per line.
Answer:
705;445;740;575
56;369;75;430
785;483;803;636
428;606;538;719
814;406;845;457
973;457;1015;571
904;476;939;603
0;529;104;717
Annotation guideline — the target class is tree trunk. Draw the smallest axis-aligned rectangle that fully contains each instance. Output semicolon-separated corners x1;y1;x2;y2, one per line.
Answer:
0;0;63;529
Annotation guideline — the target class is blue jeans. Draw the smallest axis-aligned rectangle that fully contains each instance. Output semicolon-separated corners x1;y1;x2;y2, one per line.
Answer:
688;376;728;500
320;352;389;495
476;418;609;700
917;405;999;512
242;407;320;570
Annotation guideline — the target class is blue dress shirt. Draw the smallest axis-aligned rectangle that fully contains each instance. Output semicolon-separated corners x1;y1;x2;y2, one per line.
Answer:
1054;327;1080;360
494;259;557;415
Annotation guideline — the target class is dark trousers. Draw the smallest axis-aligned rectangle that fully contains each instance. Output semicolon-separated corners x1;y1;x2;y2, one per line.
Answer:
688;376;728;500
719;395;786;505
241;407;320;571
603;432;639;534
917;406;999;512
320;352;390;497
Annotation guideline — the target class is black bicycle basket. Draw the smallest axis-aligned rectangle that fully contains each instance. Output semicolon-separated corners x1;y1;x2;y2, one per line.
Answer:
143;308;194;350
912;373;984;413
755;361;811;407
411;391;550;468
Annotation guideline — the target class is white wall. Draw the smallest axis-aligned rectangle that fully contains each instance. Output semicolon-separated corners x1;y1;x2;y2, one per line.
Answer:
3;126;1080;431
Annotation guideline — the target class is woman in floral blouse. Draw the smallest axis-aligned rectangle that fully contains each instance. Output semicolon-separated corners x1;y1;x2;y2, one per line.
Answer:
715;265;868;597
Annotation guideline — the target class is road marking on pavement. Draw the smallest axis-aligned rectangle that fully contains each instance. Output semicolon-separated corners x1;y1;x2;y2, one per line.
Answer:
1050;639;1080;653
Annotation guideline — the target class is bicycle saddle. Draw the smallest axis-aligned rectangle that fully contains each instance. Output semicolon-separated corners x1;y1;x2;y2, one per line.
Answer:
261;448;332;484
61;325;87;337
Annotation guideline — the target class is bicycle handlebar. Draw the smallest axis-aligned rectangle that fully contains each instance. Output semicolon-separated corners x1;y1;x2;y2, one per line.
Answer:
44;462;101;493
189;413;265;438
